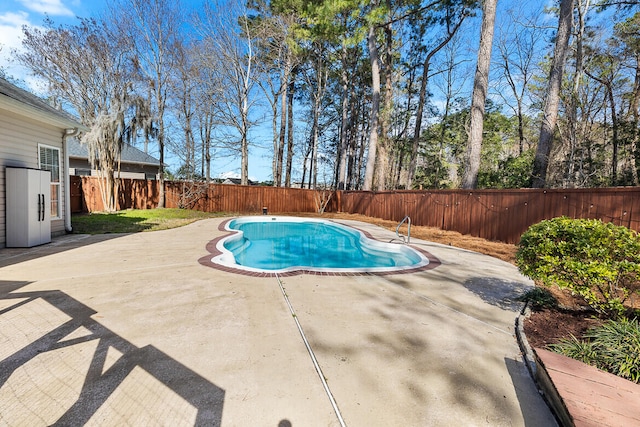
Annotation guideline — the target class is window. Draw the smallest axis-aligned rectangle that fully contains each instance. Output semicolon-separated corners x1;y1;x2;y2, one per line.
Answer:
39;144;61;218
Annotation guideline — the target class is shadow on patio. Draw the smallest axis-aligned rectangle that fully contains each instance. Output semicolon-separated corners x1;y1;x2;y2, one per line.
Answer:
0;281;225;426
0;234;125;269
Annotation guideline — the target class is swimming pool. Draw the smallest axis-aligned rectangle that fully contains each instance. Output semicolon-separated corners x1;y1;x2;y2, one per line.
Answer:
210;216;432;274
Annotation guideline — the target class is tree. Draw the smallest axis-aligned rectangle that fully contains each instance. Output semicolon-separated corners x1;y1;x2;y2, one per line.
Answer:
532;0;575;188
461;0;499;189
561;0;592;188
192;46;222;182
363;21;383;191
427;37;473;188
494;9;545;156
18;18;143;211
406;0;471;189
269;0;366;189
170;41;201;181
474;103;527;187
337;27;359;189
197;0;260;186
592;68;623;183
298;43;330;189
110;0;183;206
614;12;640;183
412;96;469;188
303;1;366;190
250;0;301;187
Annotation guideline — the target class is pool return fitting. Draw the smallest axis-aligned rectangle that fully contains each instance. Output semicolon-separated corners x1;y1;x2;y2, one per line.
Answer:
396;216;411;244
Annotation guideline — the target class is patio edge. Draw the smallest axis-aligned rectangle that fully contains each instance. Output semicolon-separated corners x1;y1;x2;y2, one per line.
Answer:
516;307;577;427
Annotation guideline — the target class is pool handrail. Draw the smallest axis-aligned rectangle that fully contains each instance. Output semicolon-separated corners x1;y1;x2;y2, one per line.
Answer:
396;216;411;244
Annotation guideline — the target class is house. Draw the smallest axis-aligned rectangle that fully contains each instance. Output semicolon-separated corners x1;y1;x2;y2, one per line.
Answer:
67;138;161;180
0;77;87;248
221;177;257;186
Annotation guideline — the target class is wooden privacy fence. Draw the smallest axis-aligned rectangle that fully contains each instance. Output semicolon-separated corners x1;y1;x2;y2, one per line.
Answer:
164;181;336;213
339;188;640;244
72;176;640;244
72;176;159;212
72;176;336;215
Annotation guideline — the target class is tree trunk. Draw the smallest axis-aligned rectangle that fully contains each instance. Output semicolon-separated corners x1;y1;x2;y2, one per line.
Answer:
301;138;312;188
588;67;621;186
609;85;619;186
346;82;359;189
276;54;290;187
357;104;369;189
204;114;212;182
308;61;326;189
271;88;280;186
241;72;250;185
241;127;249;185
241;22;253;187
311;110;319;189
630;55;640;184
566;0;590;188
461;0;498;189
363;25;381;191
376;13;393;190
532;0;574;188
158;122;166;207
395;66;415;189
407;16;466;189
285;72;295;187
347;63;360;189
408;62;432;189
517;99;524;155
337;41;350;190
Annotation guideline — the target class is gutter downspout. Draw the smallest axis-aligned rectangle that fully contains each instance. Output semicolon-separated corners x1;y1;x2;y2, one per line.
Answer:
63;128;79;233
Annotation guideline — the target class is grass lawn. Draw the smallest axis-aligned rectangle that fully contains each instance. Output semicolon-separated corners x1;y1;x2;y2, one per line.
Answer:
71;208;227;234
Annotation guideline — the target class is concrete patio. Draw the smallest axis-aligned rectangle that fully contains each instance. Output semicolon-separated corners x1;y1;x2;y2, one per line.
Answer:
0;217;557;426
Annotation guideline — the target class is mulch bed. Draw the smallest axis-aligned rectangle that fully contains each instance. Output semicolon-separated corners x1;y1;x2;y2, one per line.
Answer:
523;308;605;349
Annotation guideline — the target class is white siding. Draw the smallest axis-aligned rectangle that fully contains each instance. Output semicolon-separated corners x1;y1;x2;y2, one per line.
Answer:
0;109;66;247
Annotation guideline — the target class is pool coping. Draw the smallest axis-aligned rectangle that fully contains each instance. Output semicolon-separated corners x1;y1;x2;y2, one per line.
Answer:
198;217;441;277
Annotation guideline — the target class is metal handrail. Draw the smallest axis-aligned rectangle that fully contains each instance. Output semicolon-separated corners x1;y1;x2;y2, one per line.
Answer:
396;216;411;244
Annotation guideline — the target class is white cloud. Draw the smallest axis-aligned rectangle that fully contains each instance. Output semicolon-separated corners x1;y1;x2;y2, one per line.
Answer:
16;0;74;17
0;11;30;53
0;11;51;94
0;12;32;78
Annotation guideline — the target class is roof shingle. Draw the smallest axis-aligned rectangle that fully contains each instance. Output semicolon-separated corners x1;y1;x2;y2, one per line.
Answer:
67;138;160;166
0;77;83;128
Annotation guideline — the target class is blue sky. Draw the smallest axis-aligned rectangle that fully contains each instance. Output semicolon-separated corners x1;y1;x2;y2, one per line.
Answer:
0;0;562;183
0;1;111;73
0;0;274;181
0;1;95;86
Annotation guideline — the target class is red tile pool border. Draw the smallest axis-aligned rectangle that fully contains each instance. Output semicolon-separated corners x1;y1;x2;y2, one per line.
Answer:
198;218;441;277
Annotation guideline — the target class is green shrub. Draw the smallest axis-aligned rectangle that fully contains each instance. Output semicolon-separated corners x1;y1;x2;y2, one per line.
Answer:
549;335;598;365
516;217;640;316
550;318;640;383
517;287;558;311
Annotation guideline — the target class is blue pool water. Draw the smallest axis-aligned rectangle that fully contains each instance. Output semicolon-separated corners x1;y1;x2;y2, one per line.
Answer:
213;217;428;273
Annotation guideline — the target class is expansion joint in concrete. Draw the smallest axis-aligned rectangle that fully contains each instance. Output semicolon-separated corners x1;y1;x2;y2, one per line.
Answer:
275;274;347;427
